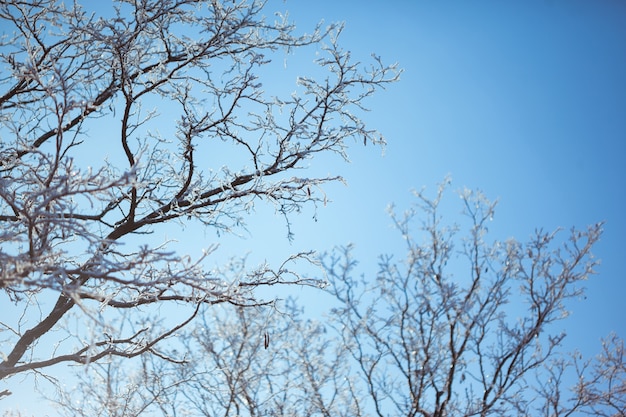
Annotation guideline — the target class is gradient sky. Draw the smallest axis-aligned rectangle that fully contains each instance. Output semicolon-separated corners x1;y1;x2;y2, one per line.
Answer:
3;1;625;415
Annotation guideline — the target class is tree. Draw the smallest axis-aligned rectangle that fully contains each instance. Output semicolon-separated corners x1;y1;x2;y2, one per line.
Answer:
50;301;359;417
44;181;623;417
321;181;619;416
0;0;399;396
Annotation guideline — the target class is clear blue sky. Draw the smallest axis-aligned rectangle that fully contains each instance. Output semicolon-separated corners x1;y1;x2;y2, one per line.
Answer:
4;1;625;414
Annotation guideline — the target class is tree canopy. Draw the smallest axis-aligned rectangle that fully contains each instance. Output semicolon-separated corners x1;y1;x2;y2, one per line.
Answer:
1;1;623;416
0;0;398;390
42;182;625;417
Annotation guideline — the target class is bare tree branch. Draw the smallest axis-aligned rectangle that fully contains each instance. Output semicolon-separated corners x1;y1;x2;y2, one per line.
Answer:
45;181;623;417
0;0;399;388
321;180;610;417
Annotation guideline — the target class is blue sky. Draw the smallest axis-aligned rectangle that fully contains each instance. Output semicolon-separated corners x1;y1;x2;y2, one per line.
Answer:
3;0;625;414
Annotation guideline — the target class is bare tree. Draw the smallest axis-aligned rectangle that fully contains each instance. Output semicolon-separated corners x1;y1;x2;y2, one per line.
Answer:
168;301;359;417
0;0;399;395
49;300;361;417
530;332;625;417
570;333;625;417
321;180;619;417
44;181;622;417
48;353;191;417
